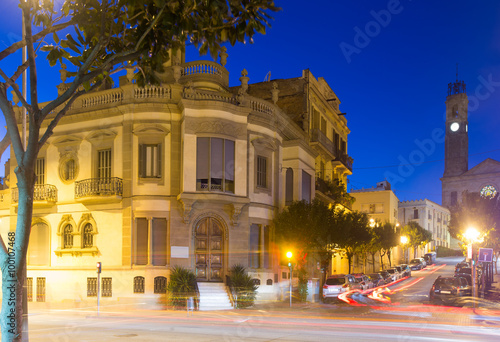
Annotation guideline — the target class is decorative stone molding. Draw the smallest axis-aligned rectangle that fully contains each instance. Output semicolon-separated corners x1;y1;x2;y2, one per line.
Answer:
271;82;279;104
77;213;98;234
228;203;246;226
185;118;245;139
86;129;117;147
132;124;170;137
178;198;196;223
239;69;249;93
251;136;278;152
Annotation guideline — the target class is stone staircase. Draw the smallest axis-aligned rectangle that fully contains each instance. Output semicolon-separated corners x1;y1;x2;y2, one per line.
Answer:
197;282;233;311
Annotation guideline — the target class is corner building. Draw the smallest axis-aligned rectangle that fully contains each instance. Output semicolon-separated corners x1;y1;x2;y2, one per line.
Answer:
1;52;352;306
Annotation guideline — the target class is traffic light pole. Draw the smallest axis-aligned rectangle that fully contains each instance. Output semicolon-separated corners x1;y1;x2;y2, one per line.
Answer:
97;262;101;316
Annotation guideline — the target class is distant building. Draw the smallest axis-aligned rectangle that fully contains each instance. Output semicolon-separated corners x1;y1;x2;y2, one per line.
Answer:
398;199;451;254
351;181;399;224
441;77;500;207
350;181;400;269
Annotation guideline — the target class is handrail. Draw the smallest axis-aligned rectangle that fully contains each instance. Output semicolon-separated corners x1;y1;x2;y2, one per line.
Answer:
75;177;123;198
12;184;57;203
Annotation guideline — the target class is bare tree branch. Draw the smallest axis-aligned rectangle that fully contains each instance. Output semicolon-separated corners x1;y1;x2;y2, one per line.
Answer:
0;133;11;158
0;68;31;115
23;5;40;114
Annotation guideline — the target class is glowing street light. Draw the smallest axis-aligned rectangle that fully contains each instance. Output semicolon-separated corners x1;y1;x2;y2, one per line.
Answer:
400;235;408;263
286;251;293;307
464;227;481;301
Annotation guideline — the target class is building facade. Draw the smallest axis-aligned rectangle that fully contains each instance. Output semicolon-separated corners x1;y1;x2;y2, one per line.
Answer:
398;199;452;255
0;51;352;305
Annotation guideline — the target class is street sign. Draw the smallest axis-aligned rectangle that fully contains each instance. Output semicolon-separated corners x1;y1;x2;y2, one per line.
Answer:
478;248;494;262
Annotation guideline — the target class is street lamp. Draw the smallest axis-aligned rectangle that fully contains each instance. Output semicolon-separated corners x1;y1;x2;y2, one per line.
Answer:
464;227;481;301
400;235;408;263
286;251;293;308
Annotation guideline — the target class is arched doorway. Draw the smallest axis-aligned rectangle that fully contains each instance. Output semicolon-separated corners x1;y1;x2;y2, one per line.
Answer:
195;217;224;282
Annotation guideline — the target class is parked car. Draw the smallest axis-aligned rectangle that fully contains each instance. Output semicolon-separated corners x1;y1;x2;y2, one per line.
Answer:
384;268;400;282
353;274;374;290
429;276;471;305
419;257;427;268
455;267;482;287
409;258;424;270
367;273;386;287
398;264;412;277
322;274;361;302
455;261;470;273
378;270;393;284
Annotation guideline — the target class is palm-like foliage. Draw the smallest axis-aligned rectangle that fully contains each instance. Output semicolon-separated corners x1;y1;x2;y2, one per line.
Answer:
229;265;258;308
165;266;197;309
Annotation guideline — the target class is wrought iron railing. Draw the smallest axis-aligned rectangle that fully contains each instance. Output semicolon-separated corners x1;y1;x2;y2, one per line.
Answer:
310;128;335;155
12;184;57;203
75;177;123;198
334;152;353;171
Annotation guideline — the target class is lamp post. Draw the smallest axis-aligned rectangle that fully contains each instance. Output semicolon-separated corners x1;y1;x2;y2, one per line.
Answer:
464;227;480;301
400;236;408;264
286;251;293;308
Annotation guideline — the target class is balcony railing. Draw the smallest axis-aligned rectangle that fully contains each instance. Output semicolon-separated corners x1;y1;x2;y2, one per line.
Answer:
75;177;123;199
333;152;353;172
181;60;229;88
12;184;58;203
310;128;335;156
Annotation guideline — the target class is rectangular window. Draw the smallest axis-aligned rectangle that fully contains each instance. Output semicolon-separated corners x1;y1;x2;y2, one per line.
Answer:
301;171;311;203
134;276;145;294
35;158;45;185
134;218;149;265
27;278;33;302
98;149;112;178
369;204;376;214
102;277;112;297
87;277;97;297
263;225;270;269
196;138;235;193
139;144;162;178
249;224;261;268
256;156;267;188
152;218;167;266
36;277;46;302
320;116;327;135
414;209;419;219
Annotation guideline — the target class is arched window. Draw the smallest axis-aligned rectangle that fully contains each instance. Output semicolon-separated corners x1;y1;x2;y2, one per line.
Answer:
134;276;145;294
154;276;167;294
82;223;93;248
63;224;73;248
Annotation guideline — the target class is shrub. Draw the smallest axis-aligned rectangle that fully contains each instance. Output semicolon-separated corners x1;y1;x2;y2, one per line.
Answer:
229;264;258;308
297;267;308;302
165;266;197;309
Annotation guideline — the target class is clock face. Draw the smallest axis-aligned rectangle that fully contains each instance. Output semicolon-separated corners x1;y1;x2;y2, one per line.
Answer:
450;122;460;132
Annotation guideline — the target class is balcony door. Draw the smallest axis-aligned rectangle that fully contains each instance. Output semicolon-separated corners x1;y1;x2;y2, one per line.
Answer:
195;217;224;282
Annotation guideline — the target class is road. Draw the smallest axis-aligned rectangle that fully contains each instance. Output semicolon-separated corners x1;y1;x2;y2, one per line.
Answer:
24;257;500;341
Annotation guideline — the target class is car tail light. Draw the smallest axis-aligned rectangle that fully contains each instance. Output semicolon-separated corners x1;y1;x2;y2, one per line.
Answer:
342;283;349;288
323;285;328;289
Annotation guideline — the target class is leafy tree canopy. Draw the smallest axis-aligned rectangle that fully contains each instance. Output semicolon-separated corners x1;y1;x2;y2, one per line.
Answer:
400;221;432;250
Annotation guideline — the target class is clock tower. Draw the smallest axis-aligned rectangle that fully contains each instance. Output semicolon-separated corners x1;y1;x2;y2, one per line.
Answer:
443;77;468;177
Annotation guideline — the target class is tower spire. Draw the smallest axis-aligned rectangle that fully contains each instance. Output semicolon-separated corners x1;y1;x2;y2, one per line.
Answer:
448;64;466;96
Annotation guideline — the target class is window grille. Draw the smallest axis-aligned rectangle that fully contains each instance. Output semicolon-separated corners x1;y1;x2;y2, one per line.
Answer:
36;277;46;302
87;277;97;297
154;276;167;294
133;276;145;293
98;149;112;178
102;277;112;297
27;278;33;302
256;156;267;188
82;223;93;248
139;144;162;178
63;224;73;248
35;158;45;185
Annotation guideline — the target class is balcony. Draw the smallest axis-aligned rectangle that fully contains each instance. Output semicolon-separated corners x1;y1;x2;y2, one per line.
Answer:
332;152;353;172
310;128;335;159
180;60;230;90
75;177;123;204
12;184;57;207
315;178;353;210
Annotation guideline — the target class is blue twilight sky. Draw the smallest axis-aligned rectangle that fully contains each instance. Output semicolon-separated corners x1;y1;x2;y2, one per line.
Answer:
1;0;500;205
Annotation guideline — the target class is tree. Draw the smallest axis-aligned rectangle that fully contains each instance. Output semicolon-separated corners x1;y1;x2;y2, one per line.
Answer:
401;221;433;258
334;210;371;274
375;222;399;269
0;1;279;340
449;191;500;250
